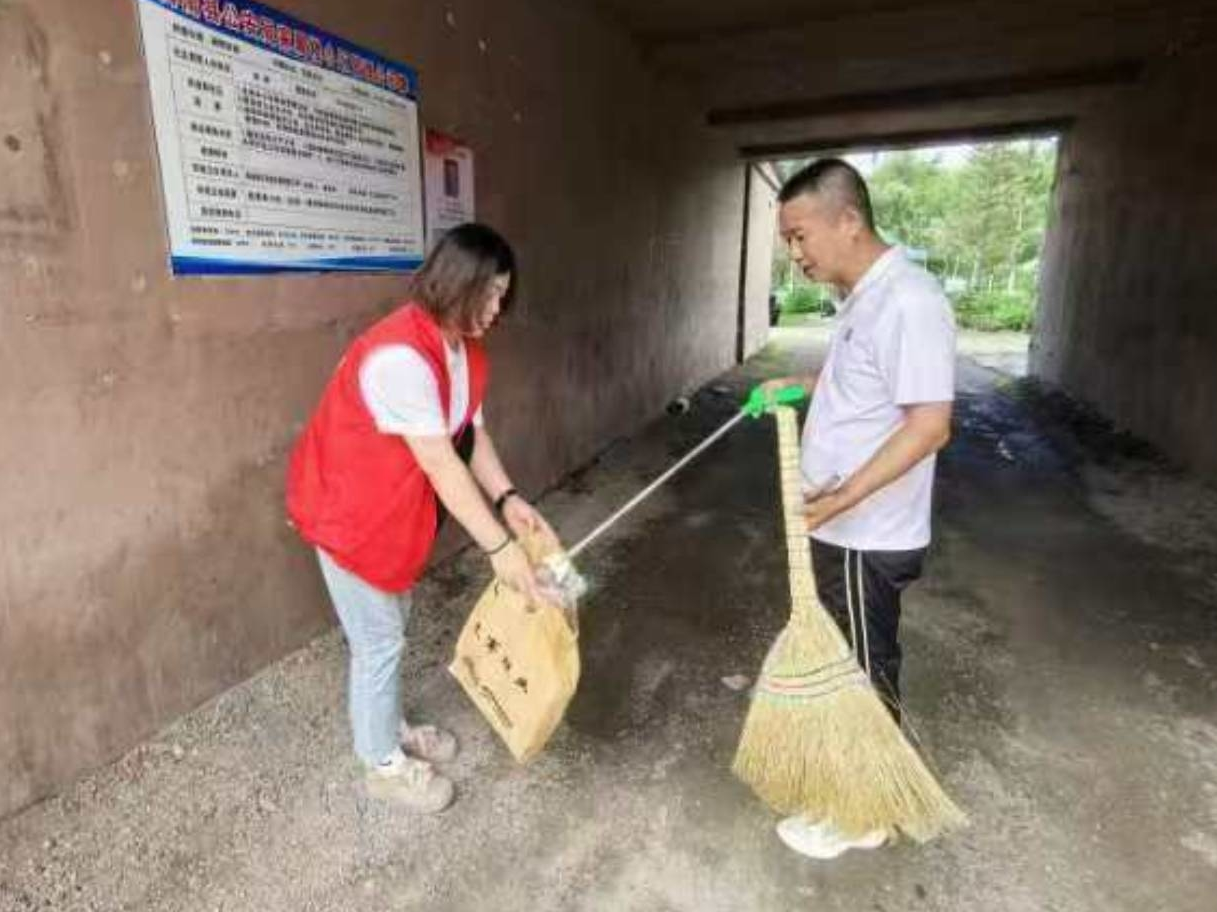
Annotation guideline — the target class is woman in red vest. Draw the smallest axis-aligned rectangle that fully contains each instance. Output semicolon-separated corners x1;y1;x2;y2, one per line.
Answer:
287;223;556;812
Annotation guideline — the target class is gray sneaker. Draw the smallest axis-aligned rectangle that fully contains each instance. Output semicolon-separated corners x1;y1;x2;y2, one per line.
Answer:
365;753;455;813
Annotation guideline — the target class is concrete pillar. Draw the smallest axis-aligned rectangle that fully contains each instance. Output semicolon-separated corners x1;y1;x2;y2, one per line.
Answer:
1034;44;1217;477
737;164;778;360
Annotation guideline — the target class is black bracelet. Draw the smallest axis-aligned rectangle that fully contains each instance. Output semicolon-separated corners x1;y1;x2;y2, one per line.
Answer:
484;533;514;557
493;487;520;513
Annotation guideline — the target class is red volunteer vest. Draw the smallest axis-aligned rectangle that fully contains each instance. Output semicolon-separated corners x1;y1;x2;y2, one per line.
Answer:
286;304;488;591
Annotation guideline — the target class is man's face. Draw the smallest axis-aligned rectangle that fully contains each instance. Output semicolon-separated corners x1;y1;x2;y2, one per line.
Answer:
778;193;853;288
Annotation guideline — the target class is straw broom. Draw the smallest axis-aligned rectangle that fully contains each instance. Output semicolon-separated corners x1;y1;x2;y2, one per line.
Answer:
732;405;965;842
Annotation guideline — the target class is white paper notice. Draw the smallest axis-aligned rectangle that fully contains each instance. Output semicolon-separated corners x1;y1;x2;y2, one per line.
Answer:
424;130;475;253
136;0;425;274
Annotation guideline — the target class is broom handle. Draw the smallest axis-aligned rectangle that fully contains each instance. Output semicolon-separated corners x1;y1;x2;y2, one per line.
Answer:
565;409;749;561
774;406;842;638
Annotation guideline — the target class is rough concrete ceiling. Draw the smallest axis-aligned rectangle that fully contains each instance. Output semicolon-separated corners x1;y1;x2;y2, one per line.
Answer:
593;0;957;43
592;0;1207;48
585;0;1215;155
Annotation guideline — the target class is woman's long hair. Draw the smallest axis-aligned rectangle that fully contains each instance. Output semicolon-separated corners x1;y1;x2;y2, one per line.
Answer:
409;223;517;334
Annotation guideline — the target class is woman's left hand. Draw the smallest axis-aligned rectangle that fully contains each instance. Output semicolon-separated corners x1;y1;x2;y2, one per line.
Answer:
502;495;560;548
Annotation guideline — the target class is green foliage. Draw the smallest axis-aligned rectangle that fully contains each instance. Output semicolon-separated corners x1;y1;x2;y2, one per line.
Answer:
868;153;958;254
953;290;1035;332
776;282;832;315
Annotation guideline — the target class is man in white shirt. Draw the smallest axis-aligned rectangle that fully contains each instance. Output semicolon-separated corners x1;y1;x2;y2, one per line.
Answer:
760;158;956;859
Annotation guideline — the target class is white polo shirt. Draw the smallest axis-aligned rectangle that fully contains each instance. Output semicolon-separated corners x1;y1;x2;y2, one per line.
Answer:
801;247;956;551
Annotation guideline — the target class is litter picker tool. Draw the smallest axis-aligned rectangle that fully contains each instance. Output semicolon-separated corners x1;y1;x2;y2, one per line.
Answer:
538;386;808;601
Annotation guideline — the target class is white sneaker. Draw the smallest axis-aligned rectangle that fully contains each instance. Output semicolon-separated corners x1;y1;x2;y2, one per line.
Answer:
365;750;455;813
776;816;887;859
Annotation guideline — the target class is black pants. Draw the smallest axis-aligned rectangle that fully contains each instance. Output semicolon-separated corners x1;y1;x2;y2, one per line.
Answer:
810;539;926;723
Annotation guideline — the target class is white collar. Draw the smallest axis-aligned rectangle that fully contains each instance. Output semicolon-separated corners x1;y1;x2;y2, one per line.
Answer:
835;246;903;316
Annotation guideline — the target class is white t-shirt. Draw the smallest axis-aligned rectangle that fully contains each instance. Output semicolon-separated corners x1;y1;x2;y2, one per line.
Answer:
358;340;484;437
802;247;956;551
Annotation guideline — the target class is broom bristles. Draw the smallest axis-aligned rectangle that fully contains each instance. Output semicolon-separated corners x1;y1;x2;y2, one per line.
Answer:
732;621;965;842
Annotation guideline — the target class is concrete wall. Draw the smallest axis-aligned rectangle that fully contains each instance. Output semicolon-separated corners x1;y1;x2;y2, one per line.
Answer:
0;0;744;817
1034;44;1217;478
738;165;777;359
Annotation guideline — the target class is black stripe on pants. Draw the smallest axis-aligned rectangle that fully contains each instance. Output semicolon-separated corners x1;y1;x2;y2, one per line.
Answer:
810;539;926;724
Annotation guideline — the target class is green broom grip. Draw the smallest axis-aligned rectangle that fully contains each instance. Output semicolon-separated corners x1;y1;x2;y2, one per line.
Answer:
742;384;806;418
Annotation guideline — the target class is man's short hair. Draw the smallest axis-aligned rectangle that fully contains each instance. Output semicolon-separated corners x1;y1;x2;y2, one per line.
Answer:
778;158;876;231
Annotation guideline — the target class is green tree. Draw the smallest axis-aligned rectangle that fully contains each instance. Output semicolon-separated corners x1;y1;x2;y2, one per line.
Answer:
941;141;1055;294
868;152;952;252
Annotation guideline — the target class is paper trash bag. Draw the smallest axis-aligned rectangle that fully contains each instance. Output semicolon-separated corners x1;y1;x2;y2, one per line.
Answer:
449;541;580;763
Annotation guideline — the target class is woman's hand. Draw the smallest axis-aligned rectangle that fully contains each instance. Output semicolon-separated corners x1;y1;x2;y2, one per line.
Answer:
502;496;559;550
489;539;543;607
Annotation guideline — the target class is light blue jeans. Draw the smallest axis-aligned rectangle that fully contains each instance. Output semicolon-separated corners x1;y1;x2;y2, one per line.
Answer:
316;549;413;766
